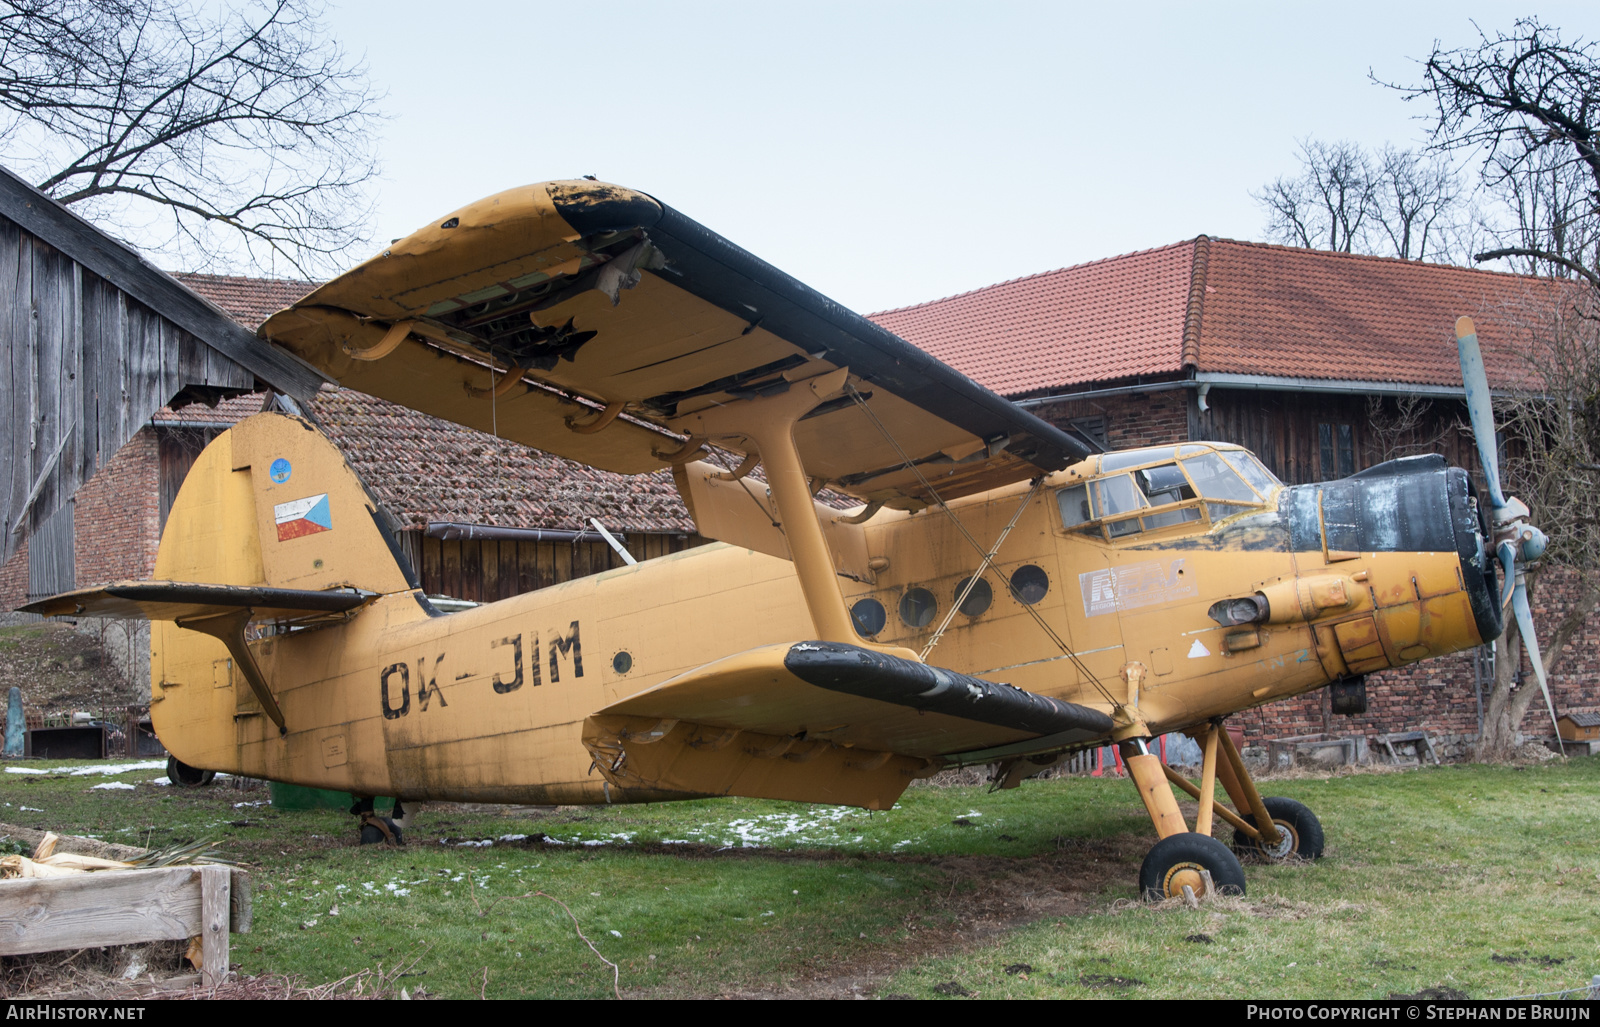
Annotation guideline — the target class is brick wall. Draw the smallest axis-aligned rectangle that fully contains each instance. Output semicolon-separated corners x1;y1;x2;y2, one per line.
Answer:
0;537;28;612
73;427;162;585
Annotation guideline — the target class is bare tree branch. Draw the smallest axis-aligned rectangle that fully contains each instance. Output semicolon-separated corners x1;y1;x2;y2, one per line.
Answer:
1474;246;1600;290
0;0;382;276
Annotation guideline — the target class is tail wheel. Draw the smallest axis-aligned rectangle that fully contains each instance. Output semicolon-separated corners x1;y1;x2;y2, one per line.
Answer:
166;756;216;788
1233;796;1324;860
359;814;404;846
1138;832;1246;901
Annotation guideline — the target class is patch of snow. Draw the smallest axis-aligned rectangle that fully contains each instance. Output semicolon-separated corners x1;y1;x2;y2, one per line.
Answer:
91;781;135;791
20;806;43;812
7;760;164;777
232;800;268;808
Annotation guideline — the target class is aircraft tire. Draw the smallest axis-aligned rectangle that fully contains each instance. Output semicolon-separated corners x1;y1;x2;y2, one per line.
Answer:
1138;832;1246;901
1232;797;1324;860
359;817;404;846
166;755;216;788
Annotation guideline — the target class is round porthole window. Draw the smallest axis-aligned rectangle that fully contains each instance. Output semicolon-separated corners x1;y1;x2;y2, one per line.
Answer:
612;650;633;675
955;576;993;616
899;587;938;628
1009;564;1050;605
851;598;887;637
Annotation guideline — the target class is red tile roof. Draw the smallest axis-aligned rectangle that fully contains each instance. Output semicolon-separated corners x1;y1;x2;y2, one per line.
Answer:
1193;240;1559;390
868;241;1199;395
312;387;696;534
869;238;1566;395
172;272;312;330
151;392;270;425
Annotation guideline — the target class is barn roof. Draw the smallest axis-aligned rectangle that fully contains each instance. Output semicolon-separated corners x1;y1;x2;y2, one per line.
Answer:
868;237;1566;399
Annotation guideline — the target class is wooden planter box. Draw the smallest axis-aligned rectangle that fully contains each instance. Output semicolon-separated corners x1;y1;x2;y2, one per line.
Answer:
0;866;251;988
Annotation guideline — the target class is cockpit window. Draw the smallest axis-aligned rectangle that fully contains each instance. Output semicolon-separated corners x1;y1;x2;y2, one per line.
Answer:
1220;450;1281;495
1057;482;1092;529
1094;474;1149;517
1181;452;1259;503
1098;446;1178;472
1059;446;1277;542
1136;462;1202;529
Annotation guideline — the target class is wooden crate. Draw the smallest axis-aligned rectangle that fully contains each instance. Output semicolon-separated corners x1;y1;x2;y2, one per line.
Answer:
0;866;251;988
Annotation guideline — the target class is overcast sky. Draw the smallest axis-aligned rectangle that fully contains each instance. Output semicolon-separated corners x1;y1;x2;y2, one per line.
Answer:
324;2;1598;313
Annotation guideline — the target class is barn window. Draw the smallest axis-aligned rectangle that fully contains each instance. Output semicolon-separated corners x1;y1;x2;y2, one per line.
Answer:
1319;423;1354;479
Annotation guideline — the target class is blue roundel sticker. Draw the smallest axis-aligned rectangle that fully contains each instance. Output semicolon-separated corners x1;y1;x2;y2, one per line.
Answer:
269;458;291;484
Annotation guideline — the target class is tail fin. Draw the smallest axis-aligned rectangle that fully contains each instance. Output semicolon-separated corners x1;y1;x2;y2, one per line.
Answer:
156;410;416;595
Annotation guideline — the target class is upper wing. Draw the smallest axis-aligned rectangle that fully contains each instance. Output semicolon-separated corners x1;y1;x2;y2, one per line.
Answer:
260;181;1092;507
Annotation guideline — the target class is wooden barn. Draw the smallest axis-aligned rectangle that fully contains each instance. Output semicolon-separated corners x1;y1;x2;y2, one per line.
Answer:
0;165;320;608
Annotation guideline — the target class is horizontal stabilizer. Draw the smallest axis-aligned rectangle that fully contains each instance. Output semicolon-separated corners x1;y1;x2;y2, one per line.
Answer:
21;581;378;622
583;641;1112;809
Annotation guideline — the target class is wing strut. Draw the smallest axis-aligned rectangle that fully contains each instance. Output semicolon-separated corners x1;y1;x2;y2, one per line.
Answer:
671;367;912;656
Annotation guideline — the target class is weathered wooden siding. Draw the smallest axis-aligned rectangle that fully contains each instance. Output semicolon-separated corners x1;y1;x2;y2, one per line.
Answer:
401;531;712;603
0;216;256;562
25;501;72;600
1191;389;1481;485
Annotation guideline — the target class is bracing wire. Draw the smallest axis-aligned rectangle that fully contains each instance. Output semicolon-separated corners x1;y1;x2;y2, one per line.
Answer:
920;477;1042;660
842;385;1121;708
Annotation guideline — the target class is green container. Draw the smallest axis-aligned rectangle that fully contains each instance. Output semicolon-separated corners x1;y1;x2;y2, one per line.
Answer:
269;781;394;812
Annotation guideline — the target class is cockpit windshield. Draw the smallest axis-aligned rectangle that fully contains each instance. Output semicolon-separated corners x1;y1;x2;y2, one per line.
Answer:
1057;445;1281;540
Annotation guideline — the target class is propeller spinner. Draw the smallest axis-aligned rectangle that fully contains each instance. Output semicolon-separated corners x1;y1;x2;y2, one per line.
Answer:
1455;316;1561;740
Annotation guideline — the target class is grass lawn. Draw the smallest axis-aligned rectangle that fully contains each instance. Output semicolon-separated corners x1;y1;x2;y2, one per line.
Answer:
2;756;1597;999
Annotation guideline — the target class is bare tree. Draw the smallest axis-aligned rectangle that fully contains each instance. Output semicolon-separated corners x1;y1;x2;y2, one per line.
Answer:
1370;144;1463;261
1379;18;1600;755
1255;138;1467;261
1473;297;1600;757
0;0;381;275
1255;139;1377;252
1392;17;1600;292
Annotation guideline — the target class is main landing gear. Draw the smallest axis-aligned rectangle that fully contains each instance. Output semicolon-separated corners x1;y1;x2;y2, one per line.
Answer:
1119;720;1323;901
350;797;407;846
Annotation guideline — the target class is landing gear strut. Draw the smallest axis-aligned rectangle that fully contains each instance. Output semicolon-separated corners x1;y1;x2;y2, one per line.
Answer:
350;797;406;846
1120;720;1323;900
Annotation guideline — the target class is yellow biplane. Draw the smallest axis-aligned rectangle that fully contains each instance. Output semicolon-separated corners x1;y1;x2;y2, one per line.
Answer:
24;181;1552;899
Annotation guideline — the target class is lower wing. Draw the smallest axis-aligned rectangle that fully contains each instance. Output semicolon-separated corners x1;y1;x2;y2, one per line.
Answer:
583;641;1112;809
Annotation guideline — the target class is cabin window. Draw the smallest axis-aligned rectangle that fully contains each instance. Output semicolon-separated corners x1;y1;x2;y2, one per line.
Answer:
1319;423;1355;479
955;576;993;616
900;587;938;628
851;598;887;637
1010;565;1050;604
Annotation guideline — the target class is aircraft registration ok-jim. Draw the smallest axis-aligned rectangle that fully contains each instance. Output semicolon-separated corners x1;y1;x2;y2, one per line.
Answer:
24;181;1554;899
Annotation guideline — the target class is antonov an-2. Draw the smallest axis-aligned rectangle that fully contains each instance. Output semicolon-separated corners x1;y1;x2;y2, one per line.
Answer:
28;180;1546;899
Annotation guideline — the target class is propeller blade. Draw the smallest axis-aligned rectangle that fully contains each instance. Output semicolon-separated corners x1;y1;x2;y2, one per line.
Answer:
1455;317;1507;510
1510;579;1564;745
